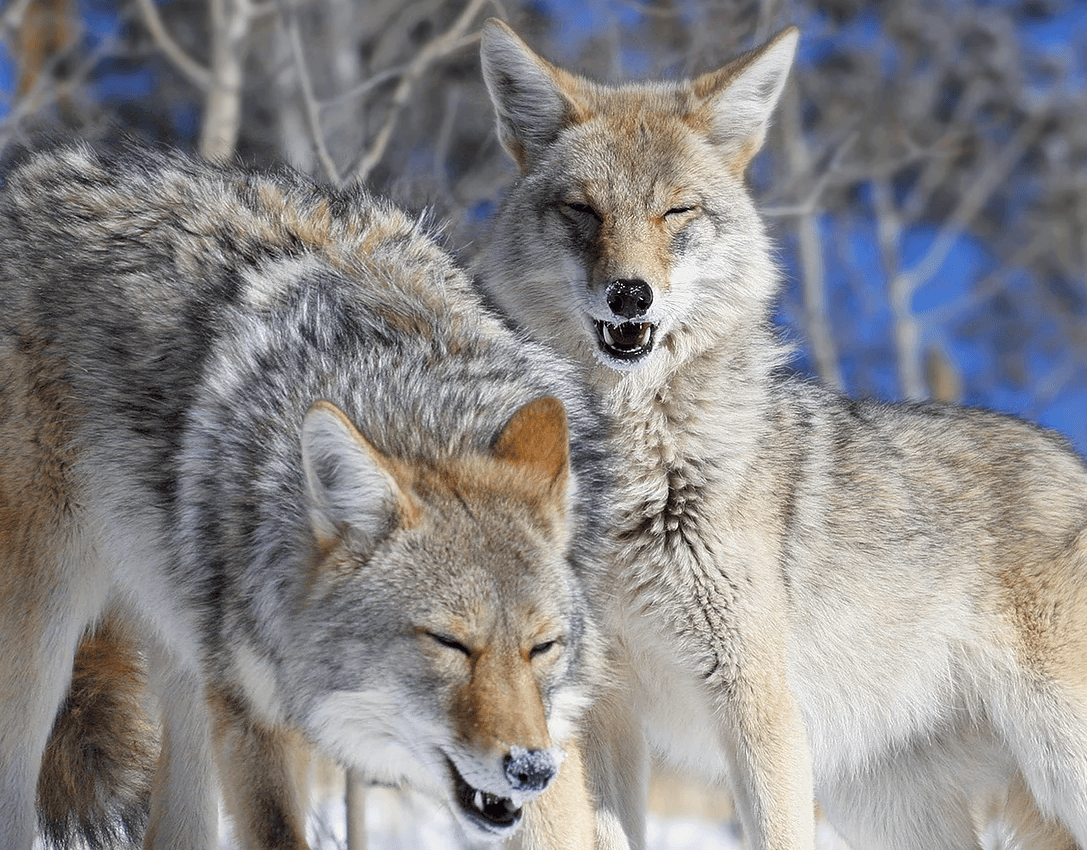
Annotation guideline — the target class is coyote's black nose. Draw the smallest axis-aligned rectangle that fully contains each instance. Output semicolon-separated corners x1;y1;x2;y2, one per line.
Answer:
504;749;557;792
605;278;653;319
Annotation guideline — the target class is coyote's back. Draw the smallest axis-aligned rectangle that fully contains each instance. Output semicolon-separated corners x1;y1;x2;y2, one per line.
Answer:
0;142;611;849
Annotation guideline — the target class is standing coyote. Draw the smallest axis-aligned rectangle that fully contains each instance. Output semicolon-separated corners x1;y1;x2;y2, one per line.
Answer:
0;143;611;850
479;18;1087;850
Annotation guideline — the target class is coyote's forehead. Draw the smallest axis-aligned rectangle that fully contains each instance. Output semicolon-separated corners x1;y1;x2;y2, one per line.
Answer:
556;109;720;205
345;441;576;613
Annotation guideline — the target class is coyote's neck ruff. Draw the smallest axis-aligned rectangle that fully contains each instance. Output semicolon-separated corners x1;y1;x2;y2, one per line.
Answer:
480;18;1087;850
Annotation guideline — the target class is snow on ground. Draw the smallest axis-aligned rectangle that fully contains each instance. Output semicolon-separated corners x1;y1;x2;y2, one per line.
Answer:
219;783;854;850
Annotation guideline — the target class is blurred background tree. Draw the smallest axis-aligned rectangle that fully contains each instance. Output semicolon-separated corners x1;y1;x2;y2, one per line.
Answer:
1;0;1083;452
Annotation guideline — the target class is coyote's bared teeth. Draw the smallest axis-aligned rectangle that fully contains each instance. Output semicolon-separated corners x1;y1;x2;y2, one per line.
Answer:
448;756;522;830
595;319;656;361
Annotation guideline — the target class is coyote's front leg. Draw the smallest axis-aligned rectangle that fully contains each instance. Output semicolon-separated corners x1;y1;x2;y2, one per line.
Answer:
209;684;311;850
145;651;219;850
713;661;815;850
520;676;645;850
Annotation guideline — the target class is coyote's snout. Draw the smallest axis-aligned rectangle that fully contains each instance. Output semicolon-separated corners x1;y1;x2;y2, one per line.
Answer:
445;743;563;835
505;746;560;792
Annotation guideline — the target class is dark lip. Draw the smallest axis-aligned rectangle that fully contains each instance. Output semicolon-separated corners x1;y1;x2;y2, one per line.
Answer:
593;319;656;361
446;757;522;834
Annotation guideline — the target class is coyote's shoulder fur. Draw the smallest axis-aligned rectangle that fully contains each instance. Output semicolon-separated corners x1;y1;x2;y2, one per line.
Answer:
0;142;612;849
479;19;1087;850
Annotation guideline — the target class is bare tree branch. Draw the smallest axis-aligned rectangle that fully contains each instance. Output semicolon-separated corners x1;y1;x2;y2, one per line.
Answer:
868;154;927;399
924;234;1046;326
352;0;488;183
322;33;478;110
433;84;461;186
133;0;211;90
199;0;255;161
0;27;117;146
899;106;1048;293
899;78;992;224
284;6;340;183
779;82;844;390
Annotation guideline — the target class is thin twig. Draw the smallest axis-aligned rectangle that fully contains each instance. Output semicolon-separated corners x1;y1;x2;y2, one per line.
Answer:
432;84;461;186
133;0;210;90
284;6;340;183
923;234;1045;326
900;105;1049;292
352;0;488;183
762;131;856;219
899;78;992;224
322;33;477;110
779;83;845;391
0;26;117;145
870;151;926;399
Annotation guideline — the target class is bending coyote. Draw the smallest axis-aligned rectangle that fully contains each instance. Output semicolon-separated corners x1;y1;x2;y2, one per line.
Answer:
0;143;610;849
479;19;1087;850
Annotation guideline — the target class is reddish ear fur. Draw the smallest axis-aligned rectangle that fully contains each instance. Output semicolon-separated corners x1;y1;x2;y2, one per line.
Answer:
492;396;569;487
480;18;588;171
691;25;799;175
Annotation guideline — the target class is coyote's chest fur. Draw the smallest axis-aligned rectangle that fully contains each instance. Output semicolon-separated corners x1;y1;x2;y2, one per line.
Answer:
609;426;734;781
611;389;726;600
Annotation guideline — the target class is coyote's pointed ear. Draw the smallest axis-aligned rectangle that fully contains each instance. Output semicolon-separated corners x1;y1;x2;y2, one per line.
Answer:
301;401;407;551
694;26;798;173
480;18;580;170
492;396;570;491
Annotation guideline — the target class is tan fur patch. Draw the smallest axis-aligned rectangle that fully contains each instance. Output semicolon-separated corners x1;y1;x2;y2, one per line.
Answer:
492;396;569;488
434;454;569;542
0;330;83;646
452;641;552;756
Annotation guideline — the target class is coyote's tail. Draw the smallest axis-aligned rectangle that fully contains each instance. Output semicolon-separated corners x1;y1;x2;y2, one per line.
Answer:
36;615;158;850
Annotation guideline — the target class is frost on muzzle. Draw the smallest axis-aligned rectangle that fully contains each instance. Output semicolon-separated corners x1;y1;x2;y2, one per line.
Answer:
445;746;560;836
595;278;657;361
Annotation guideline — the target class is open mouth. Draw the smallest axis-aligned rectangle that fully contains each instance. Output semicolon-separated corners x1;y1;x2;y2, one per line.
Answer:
447;758;522;834
594;320;656;361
